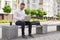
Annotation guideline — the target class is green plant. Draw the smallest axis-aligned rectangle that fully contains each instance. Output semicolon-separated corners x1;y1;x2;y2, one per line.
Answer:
42;11;47;15
25;9;47;18
56;14;60;18
0;20;11;23
30;9;38;16
3;5;12;13
36;9;47;18
25;8;31;15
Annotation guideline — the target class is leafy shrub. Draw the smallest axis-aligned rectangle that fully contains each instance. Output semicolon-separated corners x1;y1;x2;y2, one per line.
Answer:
3;5;12;13
0;20;11;23
36;9;47;17
25;8;31;15
56;14;60;18
30;9;38;16
25;9;47;18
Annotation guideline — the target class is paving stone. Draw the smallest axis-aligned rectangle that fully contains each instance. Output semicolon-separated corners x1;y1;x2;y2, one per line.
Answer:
8;31;60;40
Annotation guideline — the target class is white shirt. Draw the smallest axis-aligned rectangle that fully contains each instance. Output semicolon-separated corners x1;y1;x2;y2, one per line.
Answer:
13;9;27;22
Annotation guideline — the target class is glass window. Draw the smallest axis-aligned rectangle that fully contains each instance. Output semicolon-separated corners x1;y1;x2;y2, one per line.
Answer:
58;5;60;7
58;11;60;14
27;0;30;4
22;0;24;3
18;0;20;4
18;0;24;4
57;1;60;4
32;0;37;3
58;9;60;11
5;1;10;5
31;4;37;9
27;0;30;8
0;0;1;8
31;0;39;9
12;0;17;10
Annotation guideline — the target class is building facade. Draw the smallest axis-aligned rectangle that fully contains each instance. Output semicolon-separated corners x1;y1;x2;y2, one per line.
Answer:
0;0;59;20
0;0;12;20
43;0;57;17
0;0;40;20
57;0;60;14
0;0;12;13
0;0;40;12
12;0;40;9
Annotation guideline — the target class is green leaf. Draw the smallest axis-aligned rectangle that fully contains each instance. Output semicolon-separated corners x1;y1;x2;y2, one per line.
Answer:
3;5;12;13
25;8;31;15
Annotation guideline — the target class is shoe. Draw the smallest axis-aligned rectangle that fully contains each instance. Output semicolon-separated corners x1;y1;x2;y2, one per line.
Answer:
28;35;34;38
22;35;27;39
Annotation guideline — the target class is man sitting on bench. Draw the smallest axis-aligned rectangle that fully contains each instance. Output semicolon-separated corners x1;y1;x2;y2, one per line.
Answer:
13;3;34;38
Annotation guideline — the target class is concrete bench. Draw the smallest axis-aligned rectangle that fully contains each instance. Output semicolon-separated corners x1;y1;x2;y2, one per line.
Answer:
57;25;60;31
2;21;45;40
31;21;47;34
40;23;60;33
3;21;59;40
2;22;60;40
10;21;47;34
2;25;18;40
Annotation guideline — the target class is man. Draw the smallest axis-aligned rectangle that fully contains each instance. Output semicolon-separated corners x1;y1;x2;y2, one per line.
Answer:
13;3;33;38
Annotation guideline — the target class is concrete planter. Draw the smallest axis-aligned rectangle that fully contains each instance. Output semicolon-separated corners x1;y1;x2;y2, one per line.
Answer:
2;25;18;40
57;25;60;31
36;25;47;34
0;14;12;20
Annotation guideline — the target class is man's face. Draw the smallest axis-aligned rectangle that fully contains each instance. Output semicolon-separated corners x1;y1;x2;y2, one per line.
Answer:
20;5;25;10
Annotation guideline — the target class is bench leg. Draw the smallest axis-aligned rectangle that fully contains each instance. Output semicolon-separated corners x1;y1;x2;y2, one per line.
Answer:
36;25;47;34
42;25;47;34
57;25;60;31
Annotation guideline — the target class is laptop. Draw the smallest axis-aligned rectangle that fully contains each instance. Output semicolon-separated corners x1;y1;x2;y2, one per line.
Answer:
24;15;31;21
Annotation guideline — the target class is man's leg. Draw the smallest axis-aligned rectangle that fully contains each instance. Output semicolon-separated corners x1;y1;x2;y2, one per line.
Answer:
15;21;25;36
25;21;32;36
28;23;32;36
21;22;25;36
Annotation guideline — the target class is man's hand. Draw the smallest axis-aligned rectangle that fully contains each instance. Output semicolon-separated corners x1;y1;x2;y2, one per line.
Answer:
21;18;25;21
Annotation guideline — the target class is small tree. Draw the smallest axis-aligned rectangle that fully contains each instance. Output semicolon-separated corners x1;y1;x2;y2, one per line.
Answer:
56;13;60;18
3;5;12;13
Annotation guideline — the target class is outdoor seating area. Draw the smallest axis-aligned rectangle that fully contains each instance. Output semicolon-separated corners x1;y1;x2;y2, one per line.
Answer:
0;21;60;40
0;0;60;40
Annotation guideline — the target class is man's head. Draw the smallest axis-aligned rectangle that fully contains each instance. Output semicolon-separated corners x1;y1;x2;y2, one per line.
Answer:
20;3;25;10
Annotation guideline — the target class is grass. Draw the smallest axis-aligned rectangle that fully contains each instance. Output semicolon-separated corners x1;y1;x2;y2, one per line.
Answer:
0;20;11;24
0;19;47;24
30;18;47;22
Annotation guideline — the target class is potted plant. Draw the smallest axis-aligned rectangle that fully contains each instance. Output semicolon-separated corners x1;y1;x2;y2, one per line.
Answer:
2;5;12;22
36;9;47;19
3;5;12;14
25;8;31;15
30;9;38;16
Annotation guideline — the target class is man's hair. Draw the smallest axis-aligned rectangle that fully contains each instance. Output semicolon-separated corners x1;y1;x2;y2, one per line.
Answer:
20;3;25;5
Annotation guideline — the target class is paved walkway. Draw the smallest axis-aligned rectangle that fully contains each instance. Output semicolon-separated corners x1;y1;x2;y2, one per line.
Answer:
0;31;60;40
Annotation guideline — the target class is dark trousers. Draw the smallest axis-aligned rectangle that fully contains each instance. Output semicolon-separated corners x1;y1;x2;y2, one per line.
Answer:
15;21;32;36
